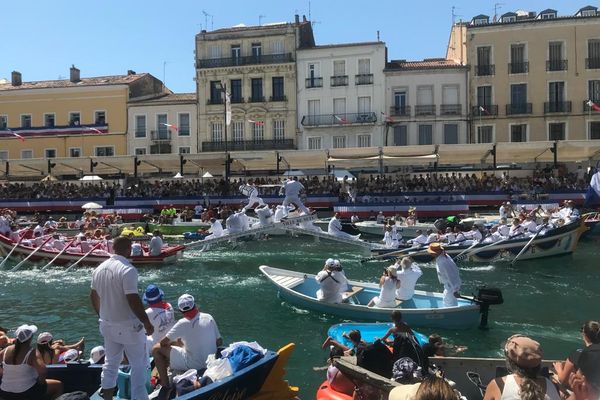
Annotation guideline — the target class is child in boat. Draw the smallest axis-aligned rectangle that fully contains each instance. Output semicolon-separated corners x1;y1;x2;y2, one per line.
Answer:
321;329;367;357
325;347;354;396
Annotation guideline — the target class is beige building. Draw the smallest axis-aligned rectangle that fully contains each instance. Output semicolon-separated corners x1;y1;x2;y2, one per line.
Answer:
447;5;600;144
195;15;314;153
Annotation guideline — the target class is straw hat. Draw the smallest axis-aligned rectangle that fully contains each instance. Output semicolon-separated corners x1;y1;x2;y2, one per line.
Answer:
427;243;444;255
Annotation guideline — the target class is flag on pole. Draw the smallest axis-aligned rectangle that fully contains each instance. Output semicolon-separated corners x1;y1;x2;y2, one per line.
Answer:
84;127;105;134
334;115;349;124
161;123;179;131
479;105;491;115
248;119;264;126
6;128;25;142
225;92;232;126
587;100;600;112
380;111;393;123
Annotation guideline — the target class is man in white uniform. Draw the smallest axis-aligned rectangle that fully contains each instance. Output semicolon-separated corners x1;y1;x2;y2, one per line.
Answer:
408;230;428;247
225;212;243;234
497;218;510;237
152;294;222;399
255;204;274;227
143;284;175;354
328;213;360;240
240;180;266;212
149;230;164;256
427;243;461;307
315;261;347;303
281;177;310;217
90;236;154;400
394;257;423;302
205;218;224;240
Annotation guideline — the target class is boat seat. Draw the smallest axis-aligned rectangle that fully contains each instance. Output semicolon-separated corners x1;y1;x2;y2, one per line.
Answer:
272;275;304;289
395;299;403;307
343;286;363;301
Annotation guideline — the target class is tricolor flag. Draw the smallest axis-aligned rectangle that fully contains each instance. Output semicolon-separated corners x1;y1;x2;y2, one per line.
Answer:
6;128;25;142
584;169;600;207
479;105;491;115
225;92;232;126
587;100;600;112
334;115;349;124
161;123;179;131
248;119;264;126
84;127;105;134
380;111;393;123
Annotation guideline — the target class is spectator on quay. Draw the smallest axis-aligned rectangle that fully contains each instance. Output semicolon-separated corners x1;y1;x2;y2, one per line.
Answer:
553;320;600;387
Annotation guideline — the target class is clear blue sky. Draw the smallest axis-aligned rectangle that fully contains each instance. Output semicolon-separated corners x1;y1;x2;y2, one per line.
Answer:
0;0;585;93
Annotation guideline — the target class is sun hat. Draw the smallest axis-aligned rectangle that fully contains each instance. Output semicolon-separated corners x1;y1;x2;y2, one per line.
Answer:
15;324;37;343
427;243;444;255
392;357;421;382
58;349;79;363
504;334;543;368
37;331;53;345
178;294;195;312
575;343;600;387
143;284;164;303
89;345;105;364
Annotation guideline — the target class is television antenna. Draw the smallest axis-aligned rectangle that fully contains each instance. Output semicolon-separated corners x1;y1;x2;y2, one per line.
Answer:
259;15;266;26
451;6;463;25
494;3;505;22
202;10;213;30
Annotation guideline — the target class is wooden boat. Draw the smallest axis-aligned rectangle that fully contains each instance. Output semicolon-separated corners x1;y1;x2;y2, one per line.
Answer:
0;234;185;268
327;323;429;347
370;218;587;263
259;266;502;329
148;220;210;235
353;220;436;238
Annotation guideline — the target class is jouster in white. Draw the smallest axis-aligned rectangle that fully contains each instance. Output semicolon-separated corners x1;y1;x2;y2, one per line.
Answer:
281;178;310;217
240;180;266;212
327;213;361;241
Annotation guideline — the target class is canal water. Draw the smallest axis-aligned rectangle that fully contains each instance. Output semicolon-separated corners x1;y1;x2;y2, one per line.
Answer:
0;234;598;397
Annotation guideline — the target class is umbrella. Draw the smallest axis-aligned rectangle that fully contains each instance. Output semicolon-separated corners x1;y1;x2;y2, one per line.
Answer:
202;171;213;178
173;172;184;179
79;175;103;181
41;175;58;182
81;202;103;210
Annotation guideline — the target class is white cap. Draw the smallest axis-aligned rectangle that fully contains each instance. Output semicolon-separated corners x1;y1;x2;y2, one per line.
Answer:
333;259;341;268
89;346;105;364
15;324;37;343
325;258;335;267
59;349;79;363
178;294;195;312
37;331;53;345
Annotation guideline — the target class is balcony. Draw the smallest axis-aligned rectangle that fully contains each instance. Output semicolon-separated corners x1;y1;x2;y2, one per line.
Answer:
150;144;172;154
475;64;495;76
544;101;572;113
506;103;533;115
440;104;462;115
202;139;294;152
508;61;529;74
197;53;293;69
301;112;377;127
269;95;287;102
150;130;171;141
390;106;411;117
586;58;600;69
305;77;323;88
584;100;600;112
355;74;374;85
0;124;109;139
471;105;498;117
330;75;349;87
546;59;568;71
249;96;265;103
230;97;244;104
415;105;436;116
207;98;223;105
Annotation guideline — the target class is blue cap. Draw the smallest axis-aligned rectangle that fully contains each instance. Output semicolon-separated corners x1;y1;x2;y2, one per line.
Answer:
143;284;164;303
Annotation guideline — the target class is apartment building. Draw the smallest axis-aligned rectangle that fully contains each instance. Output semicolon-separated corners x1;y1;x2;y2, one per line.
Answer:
296;42;386;150
447;5;600;143
195;15;314;152
384;58;469;146
0;66;166;161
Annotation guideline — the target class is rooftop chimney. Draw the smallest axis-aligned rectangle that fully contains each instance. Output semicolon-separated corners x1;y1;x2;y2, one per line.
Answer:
70;65;80;83
127;69;136;75
295;14;300;24
11;71;22;86
302;15;307;22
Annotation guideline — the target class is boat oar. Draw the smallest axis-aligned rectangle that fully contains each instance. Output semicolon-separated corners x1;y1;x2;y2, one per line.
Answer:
0;229;29;269
452;239;481;262
360;245;423;263
510;225;546;266
461;232;524;261
10;236;53;272
40;239;76;271
64;242;103;273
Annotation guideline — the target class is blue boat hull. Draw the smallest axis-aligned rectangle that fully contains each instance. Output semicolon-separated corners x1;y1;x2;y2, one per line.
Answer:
327;323;429;347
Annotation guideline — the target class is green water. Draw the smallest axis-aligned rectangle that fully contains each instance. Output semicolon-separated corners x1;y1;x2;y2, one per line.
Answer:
0;235;599;397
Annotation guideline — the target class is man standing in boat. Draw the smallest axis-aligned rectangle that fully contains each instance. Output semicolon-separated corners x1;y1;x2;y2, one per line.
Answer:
427;243;461;307
240;179;266;212
281;177;311;218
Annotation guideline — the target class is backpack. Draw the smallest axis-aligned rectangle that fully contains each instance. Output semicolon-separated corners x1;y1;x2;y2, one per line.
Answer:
356;340;394;378
392;333;429;375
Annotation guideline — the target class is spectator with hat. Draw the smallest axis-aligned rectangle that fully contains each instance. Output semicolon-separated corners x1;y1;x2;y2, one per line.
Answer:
152;293;222;400
36;331;85;365
427;243;461;307
143;284;175;353
89;345;106;364
483;334;560;400
0;324;64;399
569;344;600;400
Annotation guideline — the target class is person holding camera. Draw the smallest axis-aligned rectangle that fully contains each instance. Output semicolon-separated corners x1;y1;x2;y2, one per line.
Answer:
368;266;400;308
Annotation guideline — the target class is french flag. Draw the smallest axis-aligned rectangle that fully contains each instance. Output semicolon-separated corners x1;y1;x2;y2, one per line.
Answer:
334;115;349;124
7;128;25;142
162;123;179;131
587;100;600;112
584;170;600;207
84;127;105;134
479;106;491;115
248;119;264;126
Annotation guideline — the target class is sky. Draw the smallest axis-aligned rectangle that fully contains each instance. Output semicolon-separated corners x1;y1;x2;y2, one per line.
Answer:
0;0;588;93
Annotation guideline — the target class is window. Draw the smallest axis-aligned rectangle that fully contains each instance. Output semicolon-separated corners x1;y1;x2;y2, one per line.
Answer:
209;45;221;59
94;111;106;125
590;121;600;140
21;115;31;128
95;146;114;157
418;125;433;145
393;126;408;146
333;136;346;148
210;81;222;104
357;134;371;148
232;121;244;142
473;18;488;25
45;149;56;158
442;85;459;105
231;44;241;60
477;86;492;106
417;86;433;105
308;136;322;150
135;115;146;138
548;82;565;107
179;147;191;154
230;79;242;103
589;80;600;102
21;150;33;159
69;148;81;157
308;63;320;79
272;41;284;54
0;115;7;129
134;148;146;155
157;114;168;138
307;100;320;125
358;96;371;114
549;122;565;140
252;123;264;142
251;43;262;60
477;126;493;143
272;77;284;101
510;44;527;74
333;98;346;116
502;15;516;23
511;124;527;142
178;113;190;136
588;40;600;68
211;123;223;142
333;60;345;76
541;12;556;19
44;113;55;128
394;90;407;109
69;112;80;126
273;120;285;141
548;42;564;68
358;59;370;74
510;83;528;113
251;78;263;102
444;124;459;144
0;151;7;161
582;9;596;17
476;46;493;75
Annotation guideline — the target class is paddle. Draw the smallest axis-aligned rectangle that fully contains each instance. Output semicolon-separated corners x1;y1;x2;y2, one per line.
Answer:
10;236;53;272
40;239;76;271
64;242;103;273
0;229;29;269
452;239;481;262
461;232;525;261
360;245;424;263
511;225;546;266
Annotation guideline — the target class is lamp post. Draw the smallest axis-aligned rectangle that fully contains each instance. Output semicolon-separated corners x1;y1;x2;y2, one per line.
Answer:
215;81;230;194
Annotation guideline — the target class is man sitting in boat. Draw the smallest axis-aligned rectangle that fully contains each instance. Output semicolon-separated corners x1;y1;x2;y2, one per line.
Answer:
482;226;504;243
498;218;510;237
255;204;274;227
499;201;513;219
560;200;580;223
426;229;439;244
463;225;483;245
205;218;224;240
328;213;361;241
394;257;423;302
509;219;526;238
521;215;538;234
407;230;428;247
43;217;58;230
367;266;400;308
149;230;164;256
315;259;348;303
143;284;175;354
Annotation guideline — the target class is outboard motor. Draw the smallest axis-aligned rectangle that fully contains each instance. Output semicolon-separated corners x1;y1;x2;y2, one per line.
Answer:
463;287;504;329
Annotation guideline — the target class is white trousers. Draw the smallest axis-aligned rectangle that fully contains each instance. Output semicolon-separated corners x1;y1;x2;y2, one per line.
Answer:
242;196;266;211
282;195;309;216
442;285;458;307
100;320;149;400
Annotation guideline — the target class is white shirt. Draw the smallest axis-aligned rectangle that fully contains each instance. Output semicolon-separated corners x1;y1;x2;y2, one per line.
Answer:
509;224;525;237
209;220;224;236
315;269;346;303
284;180;304;197
33;225;44;236
131;242;143;256
145;303;175;346
166;313;221;370
498;224;510;237
466;229;483;242
256;207;273;225
435;254;461;293
427;233;439;243
149;235;163;256
396;265;423;300
194;205;203;215
91;255;140;323
328;217;342;233
225;213;242;233
412;234;428;246
499;205;508;219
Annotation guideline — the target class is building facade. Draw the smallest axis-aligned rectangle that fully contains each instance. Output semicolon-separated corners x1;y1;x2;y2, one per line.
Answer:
0;66;166;161
384;59;469;146
127;93;197;155
448;6;600;143
195;16;314;153
296;42;386;150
